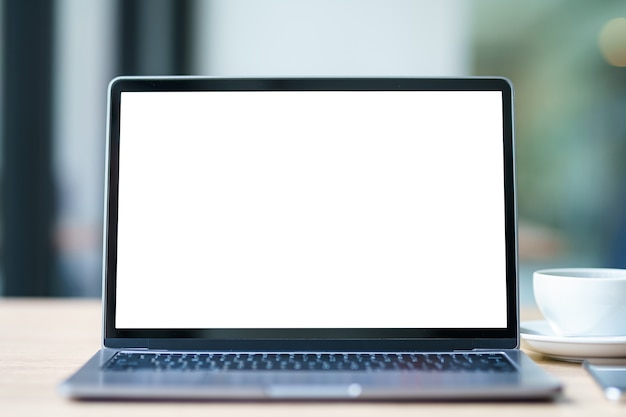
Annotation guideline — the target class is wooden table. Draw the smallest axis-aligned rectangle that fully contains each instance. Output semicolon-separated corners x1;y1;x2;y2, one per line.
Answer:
0;299;623;416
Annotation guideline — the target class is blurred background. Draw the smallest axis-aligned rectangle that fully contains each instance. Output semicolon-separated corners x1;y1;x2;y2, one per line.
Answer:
1;0;625;306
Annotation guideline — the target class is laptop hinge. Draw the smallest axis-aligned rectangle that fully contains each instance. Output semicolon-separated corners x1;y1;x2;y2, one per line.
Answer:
469;348;503;352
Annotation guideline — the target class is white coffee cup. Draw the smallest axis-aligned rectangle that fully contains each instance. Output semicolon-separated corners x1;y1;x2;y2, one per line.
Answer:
533;268;626;337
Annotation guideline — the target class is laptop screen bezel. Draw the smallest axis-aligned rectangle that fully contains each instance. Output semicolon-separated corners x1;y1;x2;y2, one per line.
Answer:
103;77;518;350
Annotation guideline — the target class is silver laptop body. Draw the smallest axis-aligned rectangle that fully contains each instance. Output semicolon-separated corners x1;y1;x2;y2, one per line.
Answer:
59;77;561;400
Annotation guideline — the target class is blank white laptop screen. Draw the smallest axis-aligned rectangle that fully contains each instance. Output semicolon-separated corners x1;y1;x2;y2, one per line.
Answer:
114;90;507;329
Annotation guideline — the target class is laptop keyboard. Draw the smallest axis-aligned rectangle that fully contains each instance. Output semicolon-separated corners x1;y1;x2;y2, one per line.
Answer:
104;352;516;372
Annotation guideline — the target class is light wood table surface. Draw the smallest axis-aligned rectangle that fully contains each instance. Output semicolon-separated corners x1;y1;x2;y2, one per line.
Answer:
0;298;623;416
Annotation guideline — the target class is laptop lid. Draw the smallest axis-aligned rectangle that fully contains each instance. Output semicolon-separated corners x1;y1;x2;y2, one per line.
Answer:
103;77;518;352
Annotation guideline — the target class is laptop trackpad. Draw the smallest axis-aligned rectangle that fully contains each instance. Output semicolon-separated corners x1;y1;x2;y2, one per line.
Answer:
265;383;362;399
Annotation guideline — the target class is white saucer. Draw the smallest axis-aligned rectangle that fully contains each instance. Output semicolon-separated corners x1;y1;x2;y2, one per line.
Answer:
520;320;626;362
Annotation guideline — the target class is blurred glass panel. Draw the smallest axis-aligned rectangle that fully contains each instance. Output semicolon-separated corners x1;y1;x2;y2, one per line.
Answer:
52;0;115;296
196;0;469;76
0;0;4;294
472;0;626;303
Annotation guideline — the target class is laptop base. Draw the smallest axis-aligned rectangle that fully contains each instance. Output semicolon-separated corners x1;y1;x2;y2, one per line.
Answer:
60;349;561;401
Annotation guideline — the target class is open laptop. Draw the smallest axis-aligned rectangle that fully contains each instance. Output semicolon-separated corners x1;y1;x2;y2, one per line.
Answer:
59;77;562;400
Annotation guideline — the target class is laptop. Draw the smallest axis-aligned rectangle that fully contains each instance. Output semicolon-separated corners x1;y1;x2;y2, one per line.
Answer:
59;76;562;400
